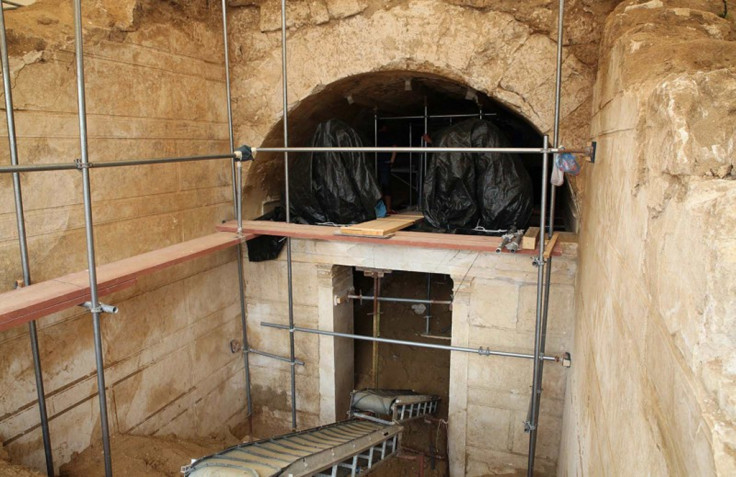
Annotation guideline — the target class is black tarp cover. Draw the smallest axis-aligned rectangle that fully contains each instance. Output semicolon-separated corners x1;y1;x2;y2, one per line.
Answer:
289;119;382;225
422;119;533;231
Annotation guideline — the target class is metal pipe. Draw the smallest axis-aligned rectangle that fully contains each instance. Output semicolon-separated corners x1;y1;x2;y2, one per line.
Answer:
528;3;567;475
527;135;550;476
72;1;112;475
374;109;378;178
261;322;560;362
251;146;588;155
371;275;380;389
0;146;594;175
347;294;452;306
279;0;297;431
0;6;54;475
247;348;305;366
221;0;252;425
420;97;428;209
378;113;496;121
408;122;413;206
424;274;431;335
0;152;237;173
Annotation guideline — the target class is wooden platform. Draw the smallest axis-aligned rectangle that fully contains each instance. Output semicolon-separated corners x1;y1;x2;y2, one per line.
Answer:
0;233;244;333
339;214;424;237
218;220;563;256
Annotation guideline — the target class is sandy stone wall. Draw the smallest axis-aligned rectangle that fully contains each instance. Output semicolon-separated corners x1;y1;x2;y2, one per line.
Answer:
0;0;248;472
227;0;620;219
559;1;736;475
242;238;577;475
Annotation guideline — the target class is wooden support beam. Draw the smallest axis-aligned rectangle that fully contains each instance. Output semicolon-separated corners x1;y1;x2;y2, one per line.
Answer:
218;220;564;257
522;227;540;250
0;232;244;333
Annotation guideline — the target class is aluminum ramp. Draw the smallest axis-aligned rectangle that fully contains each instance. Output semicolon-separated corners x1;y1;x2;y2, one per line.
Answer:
182;419;401;476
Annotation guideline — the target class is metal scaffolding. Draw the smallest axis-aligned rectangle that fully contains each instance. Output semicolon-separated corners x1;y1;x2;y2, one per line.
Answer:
262;1;581;476
0;0;587;475
0;1;253;475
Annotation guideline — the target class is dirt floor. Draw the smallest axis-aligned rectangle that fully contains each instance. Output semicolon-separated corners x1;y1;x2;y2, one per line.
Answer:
353;270;453;477
58;434;241;476
0;444;44;477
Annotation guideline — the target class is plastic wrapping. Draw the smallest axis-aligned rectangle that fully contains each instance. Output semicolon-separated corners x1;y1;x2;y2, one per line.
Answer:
245;207;287;262
423;119;533;231
290;119;382;225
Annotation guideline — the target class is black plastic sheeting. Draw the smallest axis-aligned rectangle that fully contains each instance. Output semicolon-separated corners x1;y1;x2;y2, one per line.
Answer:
289;119;382;225
246;207;287;262
422;119;533;231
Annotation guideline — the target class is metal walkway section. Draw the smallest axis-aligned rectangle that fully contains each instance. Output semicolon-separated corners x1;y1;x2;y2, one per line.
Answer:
182;419;401;476
349;389;439;424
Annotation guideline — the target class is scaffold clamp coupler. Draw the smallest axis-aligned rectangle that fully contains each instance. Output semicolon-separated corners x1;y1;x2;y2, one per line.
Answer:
532;256;546;267
74;158;90;170
234;145;254;162
561;351;572;368
81;301;118;314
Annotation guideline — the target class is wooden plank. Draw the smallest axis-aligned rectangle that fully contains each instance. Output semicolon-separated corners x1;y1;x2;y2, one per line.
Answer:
0;233;243;333
339;215;423;237
543;232;560;260
217;221;564;257
522;227;540;250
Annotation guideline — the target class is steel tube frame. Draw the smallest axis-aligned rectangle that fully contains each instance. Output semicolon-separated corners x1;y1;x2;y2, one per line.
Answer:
371;275;381;389
280;0;298;431
0;152;236;174
0;145;593;175
250;146;588;155
527;2;567;475
247;348;305;366
527;135;551;476
347;295;452;306
221;0;253;422
261;322;560;362
424;273;432;335
0;6;53;475
72;1;112;475
378;112;496;121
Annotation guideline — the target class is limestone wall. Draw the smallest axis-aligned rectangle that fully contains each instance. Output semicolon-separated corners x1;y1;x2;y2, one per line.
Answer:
0;1;248;472
559;1;736;475
226;0;618;219
242;238;578;475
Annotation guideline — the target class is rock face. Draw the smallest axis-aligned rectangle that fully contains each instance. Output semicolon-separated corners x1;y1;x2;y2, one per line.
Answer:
0;1;247;473
558;1;736;475
227;0;614;220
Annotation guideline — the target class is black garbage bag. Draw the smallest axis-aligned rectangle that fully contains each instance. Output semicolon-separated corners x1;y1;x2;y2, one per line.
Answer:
423;119;533;231
246;207;287;262
289;120;382;224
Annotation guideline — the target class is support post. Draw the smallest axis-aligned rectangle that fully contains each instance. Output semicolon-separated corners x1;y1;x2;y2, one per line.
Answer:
280;0;298;431
526;135;550;476
221;0;253;428
374;108;378;178
371;274;381;388
72;1;112;475
0;7;54;475
527;3;567;475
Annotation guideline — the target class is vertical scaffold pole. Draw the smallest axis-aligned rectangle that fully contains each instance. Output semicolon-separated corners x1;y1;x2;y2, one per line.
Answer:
527;135;550;476
72;1;113;475
280;0;298;431
0;6;54;476
221;0;253;426
527;2;567;475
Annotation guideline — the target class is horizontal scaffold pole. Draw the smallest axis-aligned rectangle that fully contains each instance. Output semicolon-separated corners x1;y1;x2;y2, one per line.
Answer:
0;153;238;174
253;145;593;155
261;321;562;363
